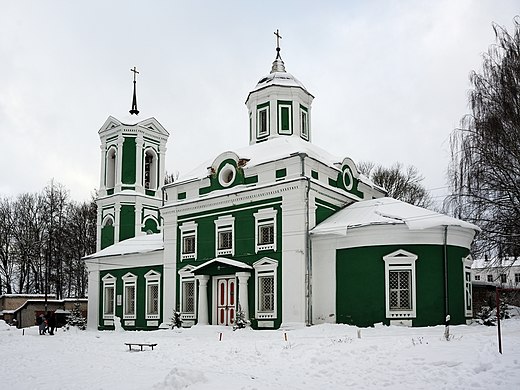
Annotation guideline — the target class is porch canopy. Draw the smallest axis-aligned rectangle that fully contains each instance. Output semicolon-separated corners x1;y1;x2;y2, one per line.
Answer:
191;257;252;276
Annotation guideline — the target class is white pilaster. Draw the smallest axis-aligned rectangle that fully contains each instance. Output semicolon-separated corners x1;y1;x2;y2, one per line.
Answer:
114;203;121;244
99;144;106;196
86;262;100;331
236;272;251;320
195;275;210;325
115;138;123;192
96;208;102;252
136;135;144;193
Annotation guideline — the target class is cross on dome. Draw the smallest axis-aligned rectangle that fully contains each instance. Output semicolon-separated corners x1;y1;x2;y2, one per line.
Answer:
129;66;140;115
271;29;286;73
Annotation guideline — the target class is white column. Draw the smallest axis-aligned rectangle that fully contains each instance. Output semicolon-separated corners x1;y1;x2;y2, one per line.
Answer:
195;275;210;325
135;199;142;235
86;262;100;331
114;203;121;244
236;272;251;320
99;144;106;196
115;138;123;192
136;135;144;193
96;208;102;252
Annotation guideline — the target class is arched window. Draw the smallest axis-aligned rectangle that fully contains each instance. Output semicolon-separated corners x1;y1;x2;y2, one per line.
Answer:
106;147;117;189
144;148;158;190
101;216;115;249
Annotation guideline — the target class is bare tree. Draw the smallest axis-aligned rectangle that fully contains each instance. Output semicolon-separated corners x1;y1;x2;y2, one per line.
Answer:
0;197;15;294
447;18;520;258
359;161;433;208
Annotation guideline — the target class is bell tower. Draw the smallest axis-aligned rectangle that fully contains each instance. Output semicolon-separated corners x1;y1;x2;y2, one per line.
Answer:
245;30;314;145
95;67;170;251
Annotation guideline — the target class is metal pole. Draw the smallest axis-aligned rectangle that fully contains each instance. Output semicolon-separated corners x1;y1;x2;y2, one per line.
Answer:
496;286;502;354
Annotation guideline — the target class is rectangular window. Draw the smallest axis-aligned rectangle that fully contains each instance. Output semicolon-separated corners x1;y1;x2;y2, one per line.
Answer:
278;101;292;134
215;216;235;256
259;275;275;312
259;224;274;245
515;273;520;284
147;283;159;315
182;281;195;314
300;105;309;139
124;285;135;316
254;208;277;253
389;270;411;310
487;274;494;283
474;274;481;281
180;222;197;260
104;286;115;316
257;106;269;137
500;273;507;284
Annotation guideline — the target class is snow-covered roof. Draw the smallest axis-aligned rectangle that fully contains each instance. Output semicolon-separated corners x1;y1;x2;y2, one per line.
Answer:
191;257;253;274
83;233;163;260
471;257;520;269
311;197;480;236
177;136;375;189
251;71;309;94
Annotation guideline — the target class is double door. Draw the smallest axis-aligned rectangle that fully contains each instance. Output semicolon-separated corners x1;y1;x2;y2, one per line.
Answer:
215;277;236;326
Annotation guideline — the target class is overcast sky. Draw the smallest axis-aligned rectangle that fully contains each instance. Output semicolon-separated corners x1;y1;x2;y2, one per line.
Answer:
1;1;518;205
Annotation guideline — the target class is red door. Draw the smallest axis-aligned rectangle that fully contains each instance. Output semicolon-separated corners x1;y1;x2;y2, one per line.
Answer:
216;277;236;326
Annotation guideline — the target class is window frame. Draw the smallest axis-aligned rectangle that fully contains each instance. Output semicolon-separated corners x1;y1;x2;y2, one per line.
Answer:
383;250;418;319
178;265;197;321
487;274;494;283
253;258;278;320
500;273;507;284
300;105;309;140
515;273;520;285
144;270;161;320
102;273;116;320
214;215;235;256
474;274;481;281
463;255;473;318
256;102;270;138
122;273;137;320
180;221;198;260
277;101;292;135
253;208;277;253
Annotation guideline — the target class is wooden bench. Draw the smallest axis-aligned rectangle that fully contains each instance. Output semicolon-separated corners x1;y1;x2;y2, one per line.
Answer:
125;342;157;351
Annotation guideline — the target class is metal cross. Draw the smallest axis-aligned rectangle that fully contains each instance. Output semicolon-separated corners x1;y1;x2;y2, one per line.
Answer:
274;29;282;49
130;66;139;82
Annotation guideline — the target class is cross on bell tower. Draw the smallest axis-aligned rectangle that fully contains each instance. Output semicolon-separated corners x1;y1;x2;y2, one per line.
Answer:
274;29;282;59
129;66;140;115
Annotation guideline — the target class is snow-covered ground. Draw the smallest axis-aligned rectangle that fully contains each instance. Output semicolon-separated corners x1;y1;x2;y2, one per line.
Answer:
2;319;520;389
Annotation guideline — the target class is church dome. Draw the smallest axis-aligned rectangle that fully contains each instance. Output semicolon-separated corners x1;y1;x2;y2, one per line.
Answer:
252;71;308;93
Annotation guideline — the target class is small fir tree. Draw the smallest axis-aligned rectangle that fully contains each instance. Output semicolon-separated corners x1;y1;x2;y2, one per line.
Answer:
171;310;183;329
233;304;249;331
66;302;87;330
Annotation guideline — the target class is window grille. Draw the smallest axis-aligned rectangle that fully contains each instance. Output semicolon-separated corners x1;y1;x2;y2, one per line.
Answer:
104;286;114;315
259;275;275;312
259;224;274;245
147;284;159;315
183;235;195;254
124;285;135;315
183;281;195;313
218;230;232;250
389;270;411;310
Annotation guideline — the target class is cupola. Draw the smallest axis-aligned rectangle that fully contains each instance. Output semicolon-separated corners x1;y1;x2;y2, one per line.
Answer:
245;30;314;145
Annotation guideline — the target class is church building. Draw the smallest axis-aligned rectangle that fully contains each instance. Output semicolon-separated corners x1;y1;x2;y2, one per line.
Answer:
84;35;479;330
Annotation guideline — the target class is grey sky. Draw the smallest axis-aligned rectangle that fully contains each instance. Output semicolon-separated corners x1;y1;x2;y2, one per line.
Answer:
1;1;518;204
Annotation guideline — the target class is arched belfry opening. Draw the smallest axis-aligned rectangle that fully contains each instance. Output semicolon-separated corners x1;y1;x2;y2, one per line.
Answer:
106;147;117;189
144;148;158;190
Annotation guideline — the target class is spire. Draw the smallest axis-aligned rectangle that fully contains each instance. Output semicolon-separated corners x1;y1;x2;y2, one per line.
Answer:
129;66;139;115
271;29;286;73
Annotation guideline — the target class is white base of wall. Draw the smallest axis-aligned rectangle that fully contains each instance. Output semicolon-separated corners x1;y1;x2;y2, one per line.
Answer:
390;319;412;327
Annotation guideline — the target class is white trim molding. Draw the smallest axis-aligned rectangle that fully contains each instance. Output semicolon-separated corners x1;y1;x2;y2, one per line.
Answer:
102;273;116;320
383;249;418;320
178;265;197;321
253;257;278;320
144;270;161;320
253;208;277;253
463;255;473;318
180;221;198;260
122;272;137;320
214;215;235;256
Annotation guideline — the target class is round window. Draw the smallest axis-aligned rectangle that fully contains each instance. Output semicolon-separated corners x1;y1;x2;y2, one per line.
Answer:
342;168;354;191
218;163;236;187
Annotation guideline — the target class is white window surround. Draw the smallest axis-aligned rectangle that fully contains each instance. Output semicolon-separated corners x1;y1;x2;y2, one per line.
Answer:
300;107;309;140
218;163;236;188
102;273;116;320
383;249;418;319
178;265;197;320
102;215;114;227
105;146;117;189
278;103;292;135
214;215;235;256
180;221;198;260
144;270;161;320
253;208;277;253
122;273;137;320
257;105;269;138
462;256;473;317
253;258;278;320
143;147;158;190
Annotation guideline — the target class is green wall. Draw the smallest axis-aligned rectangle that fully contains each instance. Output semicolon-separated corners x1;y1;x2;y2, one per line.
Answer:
119;205;135;241
177;197;283;329
336;244;469;327
122;137;136;185
99;265;163;330
100;224;114;250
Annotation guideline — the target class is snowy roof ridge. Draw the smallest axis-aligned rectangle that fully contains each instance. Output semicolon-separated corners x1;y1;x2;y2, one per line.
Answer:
311;197;480;235
83;233;164;260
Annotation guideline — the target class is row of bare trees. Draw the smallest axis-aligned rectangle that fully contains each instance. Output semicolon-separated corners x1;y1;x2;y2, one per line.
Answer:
0;181;96;298
448;18;520;259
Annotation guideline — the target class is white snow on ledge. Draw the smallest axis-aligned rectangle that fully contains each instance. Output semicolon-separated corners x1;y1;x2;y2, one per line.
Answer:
83;233;163;260
311;197;480;236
